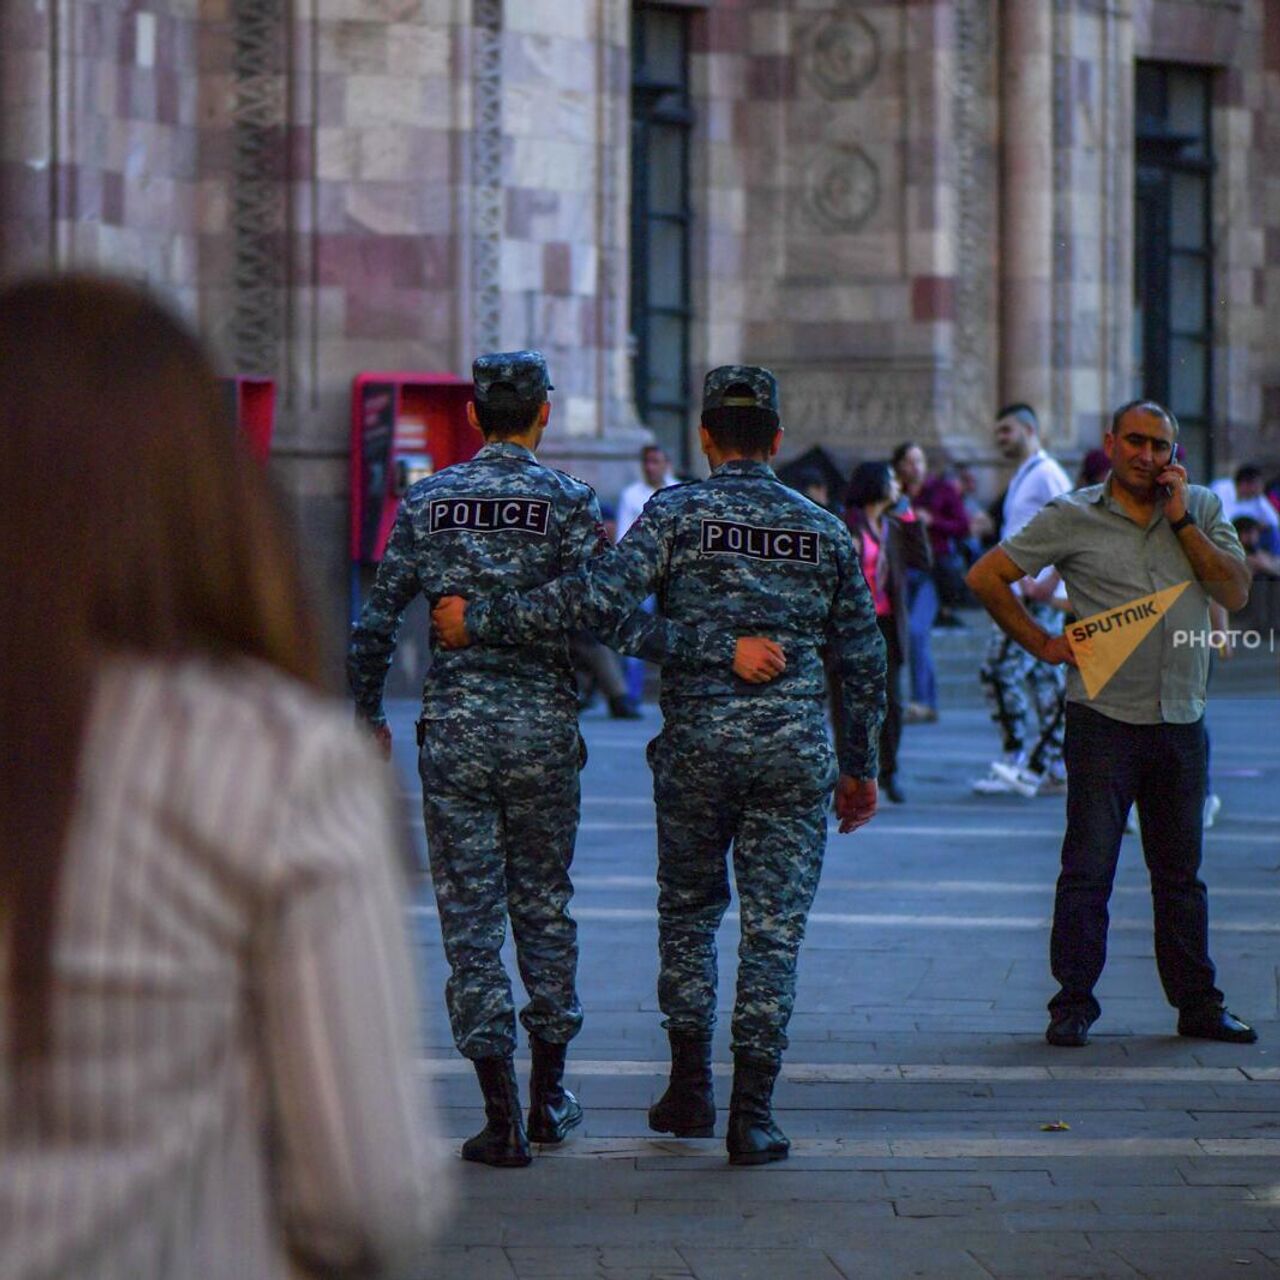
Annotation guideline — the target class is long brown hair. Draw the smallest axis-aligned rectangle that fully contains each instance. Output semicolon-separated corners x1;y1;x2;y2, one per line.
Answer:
0;274;324;1063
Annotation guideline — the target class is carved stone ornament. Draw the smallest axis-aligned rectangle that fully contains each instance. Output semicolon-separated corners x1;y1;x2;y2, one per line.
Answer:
799;14;879;101
801;144;880;235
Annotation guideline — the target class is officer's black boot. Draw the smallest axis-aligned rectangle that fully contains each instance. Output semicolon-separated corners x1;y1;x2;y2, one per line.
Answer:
726;1055;789;1166
648;1030;716;1137
527;1037;584;1144
461;1056;532;1167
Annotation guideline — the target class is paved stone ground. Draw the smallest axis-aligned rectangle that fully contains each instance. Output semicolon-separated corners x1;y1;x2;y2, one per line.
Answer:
387;629;1280;1280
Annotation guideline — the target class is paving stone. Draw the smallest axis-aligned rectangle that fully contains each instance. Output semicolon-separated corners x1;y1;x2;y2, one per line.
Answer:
1000;1207;1271;1233
826;1242;993;1279
1178;1158;1280;1186
1102;1233;1280;1279
609;1169;889;1201
431;1246;519;1279
884;1170;1052;1196
505;1246;692;1278
675;1248;847;1280
966;1235;1143;1278
632;1199;896;1232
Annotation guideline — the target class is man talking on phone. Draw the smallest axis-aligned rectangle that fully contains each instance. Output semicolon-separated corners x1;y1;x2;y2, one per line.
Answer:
966;400;1256;1048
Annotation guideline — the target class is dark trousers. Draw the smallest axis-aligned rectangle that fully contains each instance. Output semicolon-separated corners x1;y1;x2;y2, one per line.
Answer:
1049;703;1223;1021
877;615;903;783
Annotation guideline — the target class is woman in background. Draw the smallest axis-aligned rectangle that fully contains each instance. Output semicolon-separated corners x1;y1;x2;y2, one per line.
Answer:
0;276;446;1279
844;461;931;803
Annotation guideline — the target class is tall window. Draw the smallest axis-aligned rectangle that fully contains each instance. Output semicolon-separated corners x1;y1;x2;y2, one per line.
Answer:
631;6;693;467
1134;63;1214;477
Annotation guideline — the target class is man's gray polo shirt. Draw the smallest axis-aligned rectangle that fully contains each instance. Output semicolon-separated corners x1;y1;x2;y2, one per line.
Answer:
1001;480;1245;725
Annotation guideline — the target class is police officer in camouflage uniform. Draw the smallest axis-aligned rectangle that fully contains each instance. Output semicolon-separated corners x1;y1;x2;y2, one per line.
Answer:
433;366;887;1165
347;351;701;1168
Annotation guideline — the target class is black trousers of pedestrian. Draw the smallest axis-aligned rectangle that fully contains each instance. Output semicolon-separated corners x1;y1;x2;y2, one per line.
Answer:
1049;703;1223;1022
876;615;903;785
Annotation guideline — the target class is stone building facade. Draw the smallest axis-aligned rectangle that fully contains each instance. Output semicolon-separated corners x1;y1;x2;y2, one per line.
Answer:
2;0;1278;638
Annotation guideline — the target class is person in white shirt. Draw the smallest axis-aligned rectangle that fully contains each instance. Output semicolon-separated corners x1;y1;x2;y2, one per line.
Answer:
617;443;679;537
972;403;1072;796
616;444;680;703
1211;465;1280;553
0;275;447;1280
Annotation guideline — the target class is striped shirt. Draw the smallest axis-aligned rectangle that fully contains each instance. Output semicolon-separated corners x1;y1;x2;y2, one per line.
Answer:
1;657;448;1280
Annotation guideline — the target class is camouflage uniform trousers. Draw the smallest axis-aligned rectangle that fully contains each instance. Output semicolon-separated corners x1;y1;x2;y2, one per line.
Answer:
418;710;585;1059
979;600;1066;764
647;701;838;1067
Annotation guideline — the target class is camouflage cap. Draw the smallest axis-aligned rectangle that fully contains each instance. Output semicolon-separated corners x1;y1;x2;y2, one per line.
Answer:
702;365;779;414
472;350;554;403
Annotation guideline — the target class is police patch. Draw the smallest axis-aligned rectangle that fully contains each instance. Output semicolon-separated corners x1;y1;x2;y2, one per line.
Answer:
699;518;820;564
428;496;551;537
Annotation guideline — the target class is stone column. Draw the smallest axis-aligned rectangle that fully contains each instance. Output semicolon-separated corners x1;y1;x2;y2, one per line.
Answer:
999;0;1054;419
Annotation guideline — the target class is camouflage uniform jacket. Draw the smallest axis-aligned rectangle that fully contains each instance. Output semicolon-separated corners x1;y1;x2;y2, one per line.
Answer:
347;441;710;726
466;459;888;778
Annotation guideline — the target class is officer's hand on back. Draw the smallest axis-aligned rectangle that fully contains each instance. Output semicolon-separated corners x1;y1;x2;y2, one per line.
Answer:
432;596;470;649
834;776;877;834
732;637;786;684
1037;632;1077;667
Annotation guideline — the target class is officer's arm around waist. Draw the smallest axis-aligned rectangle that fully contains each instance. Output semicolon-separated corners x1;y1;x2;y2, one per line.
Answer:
347;504;421;727
829;529;888;779
559;490;732;666
467;499;737;669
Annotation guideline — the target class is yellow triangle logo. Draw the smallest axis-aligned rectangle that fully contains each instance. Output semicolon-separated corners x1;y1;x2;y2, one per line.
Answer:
1066;582;1191;698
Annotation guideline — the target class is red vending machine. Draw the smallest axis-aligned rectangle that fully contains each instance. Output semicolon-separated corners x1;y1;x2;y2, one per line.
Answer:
219;376;276;463
349;371;476;625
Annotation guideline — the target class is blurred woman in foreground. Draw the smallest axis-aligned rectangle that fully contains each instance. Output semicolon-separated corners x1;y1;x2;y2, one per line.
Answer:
0;276;446;1279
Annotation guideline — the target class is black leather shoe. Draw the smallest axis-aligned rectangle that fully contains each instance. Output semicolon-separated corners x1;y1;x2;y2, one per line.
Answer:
1045;1012;1092;1047
608;695;643;720
462;1056;532;1167
726;1056;789;1166
649;1030;716;1137
527;1037;584;1144
1177;1006;1258;1044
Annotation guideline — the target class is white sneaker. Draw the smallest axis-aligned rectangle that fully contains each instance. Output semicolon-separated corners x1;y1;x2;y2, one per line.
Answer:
1203;794;1221;829
989;761;1043;799
972;752;1028;795
972;772;1019;795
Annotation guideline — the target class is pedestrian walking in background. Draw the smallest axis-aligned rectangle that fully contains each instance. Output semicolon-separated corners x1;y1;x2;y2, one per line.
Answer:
570;500;641;718
845;461;932;803
915;463;972;628
971;404;1073;797
967;399;1256;1049
433;365;886;1166
791;466;840;515
1;275;445;1280
891;441;941;724
349;351;681;1167
616;443;681;706
1211;464;1280;553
